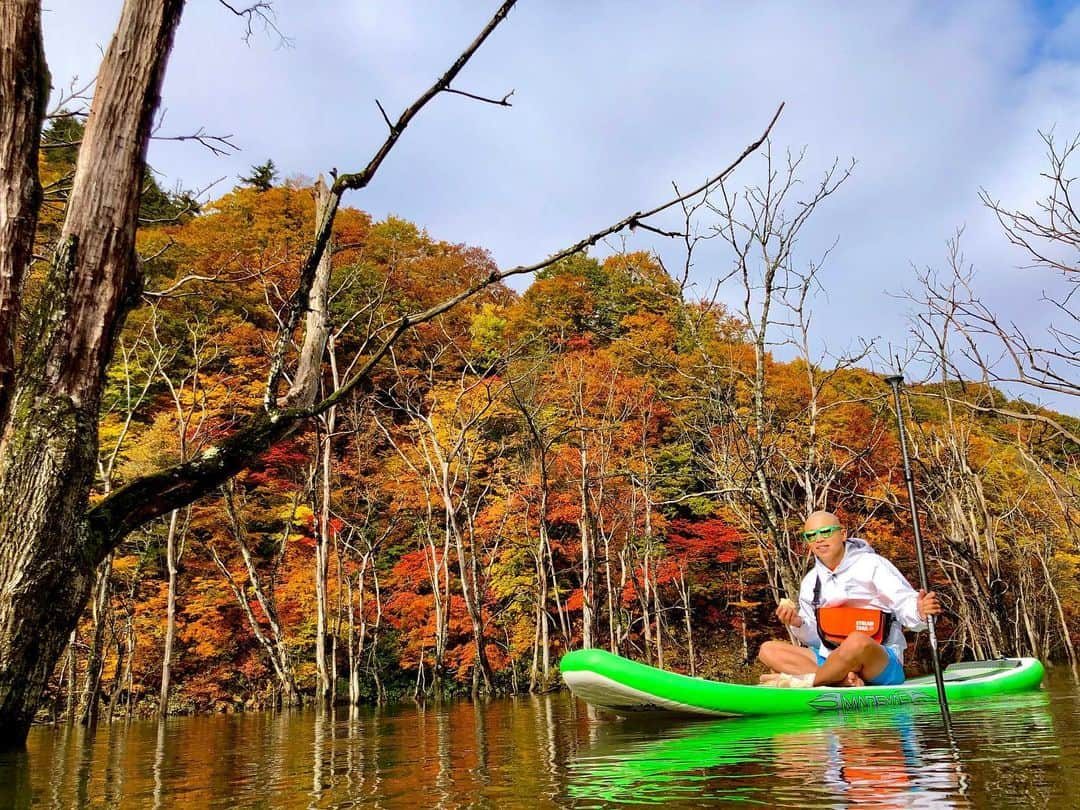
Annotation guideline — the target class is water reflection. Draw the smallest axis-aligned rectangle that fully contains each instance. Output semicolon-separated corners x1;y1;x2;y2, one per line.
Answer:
3;683;1079;807
566;692;1056;808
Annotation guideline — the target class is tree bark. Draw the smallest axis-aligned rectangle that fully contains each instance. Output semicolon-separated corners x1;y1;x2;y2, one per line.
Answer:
0;0;184;747
0;0;47;428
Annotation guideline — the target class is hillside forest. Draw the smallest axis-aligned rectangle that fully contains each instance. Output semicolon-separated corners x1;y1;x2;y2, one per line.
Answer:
30;115;1080;727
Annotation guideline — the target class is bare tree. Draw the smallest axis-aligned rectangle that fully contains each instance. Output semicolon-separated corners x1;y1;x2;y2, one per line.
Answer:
925;132;1080;409
77;335;160;728
211;483;302;706
148;311;213;716
390;349;515;694
903;130;1080;659
686;145;853;599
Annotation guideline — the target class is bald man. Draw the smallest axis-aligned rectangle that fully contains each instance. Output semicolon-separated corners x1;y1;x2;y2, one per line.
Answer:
759;511;942;688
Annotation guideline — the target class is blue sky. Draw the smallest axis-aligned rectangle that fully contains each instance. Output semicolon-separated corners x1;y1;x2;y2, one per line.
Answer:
43;1;1080;410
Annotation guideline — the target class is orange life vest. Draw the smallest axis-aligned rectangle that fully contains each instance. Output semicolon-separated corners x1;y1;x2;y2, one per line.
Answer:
813;575;894;650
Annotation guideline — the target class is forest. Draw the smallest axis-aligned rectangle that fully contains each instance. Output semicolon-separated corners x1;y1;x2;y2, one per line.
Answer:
35;121;1080;725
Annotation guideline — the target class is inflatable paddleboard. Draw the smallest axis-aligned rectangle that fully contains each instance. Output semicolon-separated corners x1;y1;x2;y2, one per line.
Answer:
560;648;1044;717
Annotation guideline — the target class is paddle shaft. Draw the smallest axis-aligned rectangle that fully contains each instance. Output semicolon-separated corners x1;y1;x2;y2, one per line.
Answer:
884;374;952;726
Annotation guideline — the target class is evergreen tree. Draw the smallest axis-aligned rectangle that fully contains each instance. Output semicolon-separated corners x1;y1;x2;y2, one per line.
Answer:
238;159;278;191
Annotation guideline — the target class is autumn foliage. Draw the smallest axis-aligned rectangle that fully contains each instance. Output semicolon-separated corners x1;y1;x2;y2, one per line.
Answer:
47;163;1080;720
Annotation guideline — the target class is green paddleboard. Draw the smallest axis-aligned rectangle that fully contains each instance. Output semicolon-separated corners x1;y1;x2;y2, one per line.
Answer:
560;649;1045;716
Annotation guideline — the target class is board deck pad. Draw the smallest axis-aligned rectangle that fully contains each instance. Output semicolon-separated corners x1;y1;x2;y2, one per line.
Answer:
560;649;1044;717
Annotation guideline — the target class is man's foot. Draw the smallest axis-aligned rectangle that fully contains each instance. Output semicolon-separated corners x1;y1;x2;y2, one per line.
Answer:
812;670;865;687
763;672;816;688
842;671;865;687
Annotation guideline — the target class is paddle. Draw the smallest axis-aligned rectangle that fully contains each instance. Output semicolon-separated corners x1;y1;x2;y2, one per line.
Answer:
884;372;953;728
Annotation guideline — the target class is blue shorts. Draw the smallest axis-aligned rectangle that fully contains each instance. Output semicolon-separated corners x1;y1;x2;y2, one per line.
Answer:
814;645;905;685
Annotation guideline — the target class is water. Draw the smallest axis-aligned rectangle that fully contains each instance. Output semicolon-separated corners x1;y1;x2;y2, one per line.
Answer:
4;672;1080;808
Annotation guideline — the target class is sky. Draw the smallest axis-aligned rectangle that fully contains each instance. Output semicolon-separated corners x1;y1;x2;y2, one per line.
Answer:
41;1;1080;411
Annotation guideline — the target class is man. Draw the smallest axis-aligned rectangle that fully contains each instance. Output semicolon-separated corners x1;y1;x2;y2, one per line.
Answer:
758;510;942;688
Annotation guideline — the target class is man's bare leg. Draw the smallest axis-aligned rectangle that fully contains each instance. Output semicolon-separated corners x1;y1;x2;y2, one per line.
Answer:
812;632;891;687
758;640;819;680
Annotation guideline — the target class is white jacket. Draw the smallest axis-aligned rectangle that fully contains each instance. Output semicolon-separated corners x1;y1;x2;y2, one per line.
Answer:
789;537;927;659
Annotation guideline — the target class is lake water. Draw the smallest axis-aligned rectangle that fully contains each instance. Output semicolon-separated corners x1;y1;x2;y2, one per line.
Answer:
4;669;1080;808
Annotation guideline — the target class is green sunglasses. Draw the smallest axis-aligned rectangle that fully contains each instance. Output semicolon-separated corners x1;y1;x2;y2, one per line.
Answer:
801;525;842;541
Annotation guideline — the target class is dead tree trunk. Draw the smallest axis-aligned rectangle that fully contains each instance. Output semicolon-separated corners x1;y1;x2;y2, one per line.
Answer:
158;508;182;715
577;437;596;649
507;377;556;689
312;179;335;704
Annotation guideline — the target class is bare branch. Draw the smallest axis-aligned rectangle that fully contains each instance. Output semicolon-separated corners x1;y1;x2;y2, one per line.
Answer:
89;103;783;543
443;87;514;107
629;218;684;239
46;76;95;120
374;99;394;133
333;0;521;195
152;127;239;157
217;0;290;46
142;269;264;299
919;390;1080;447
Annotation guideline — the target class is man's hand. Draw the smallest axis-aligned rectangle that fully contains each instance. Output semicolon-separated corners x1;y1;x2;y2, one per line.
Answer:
917;589;941;620
776;598;803;628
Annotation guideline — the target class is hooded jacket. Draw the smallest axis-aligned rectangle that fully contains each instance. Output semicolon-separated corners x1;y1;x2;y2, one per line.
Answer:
788;537;927;659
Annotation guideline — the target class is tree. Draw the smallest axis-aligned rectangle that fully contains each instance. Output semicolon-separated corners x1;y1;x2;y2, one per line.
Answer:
0;0;778;746
682;144;853;601
908;132;1080;437
239;159;279;192
901;133;1080;663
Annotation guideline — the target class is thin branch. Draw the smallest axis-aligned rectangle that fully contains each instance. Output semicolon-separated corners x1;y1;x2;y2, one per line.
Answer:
630;219;685;239
443;87;514;107
152;128;239;157
47;77;95;120
333;0;521;195
918;390;1080;447
374;99;394;133
217;0;290;46
143;269;262;299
